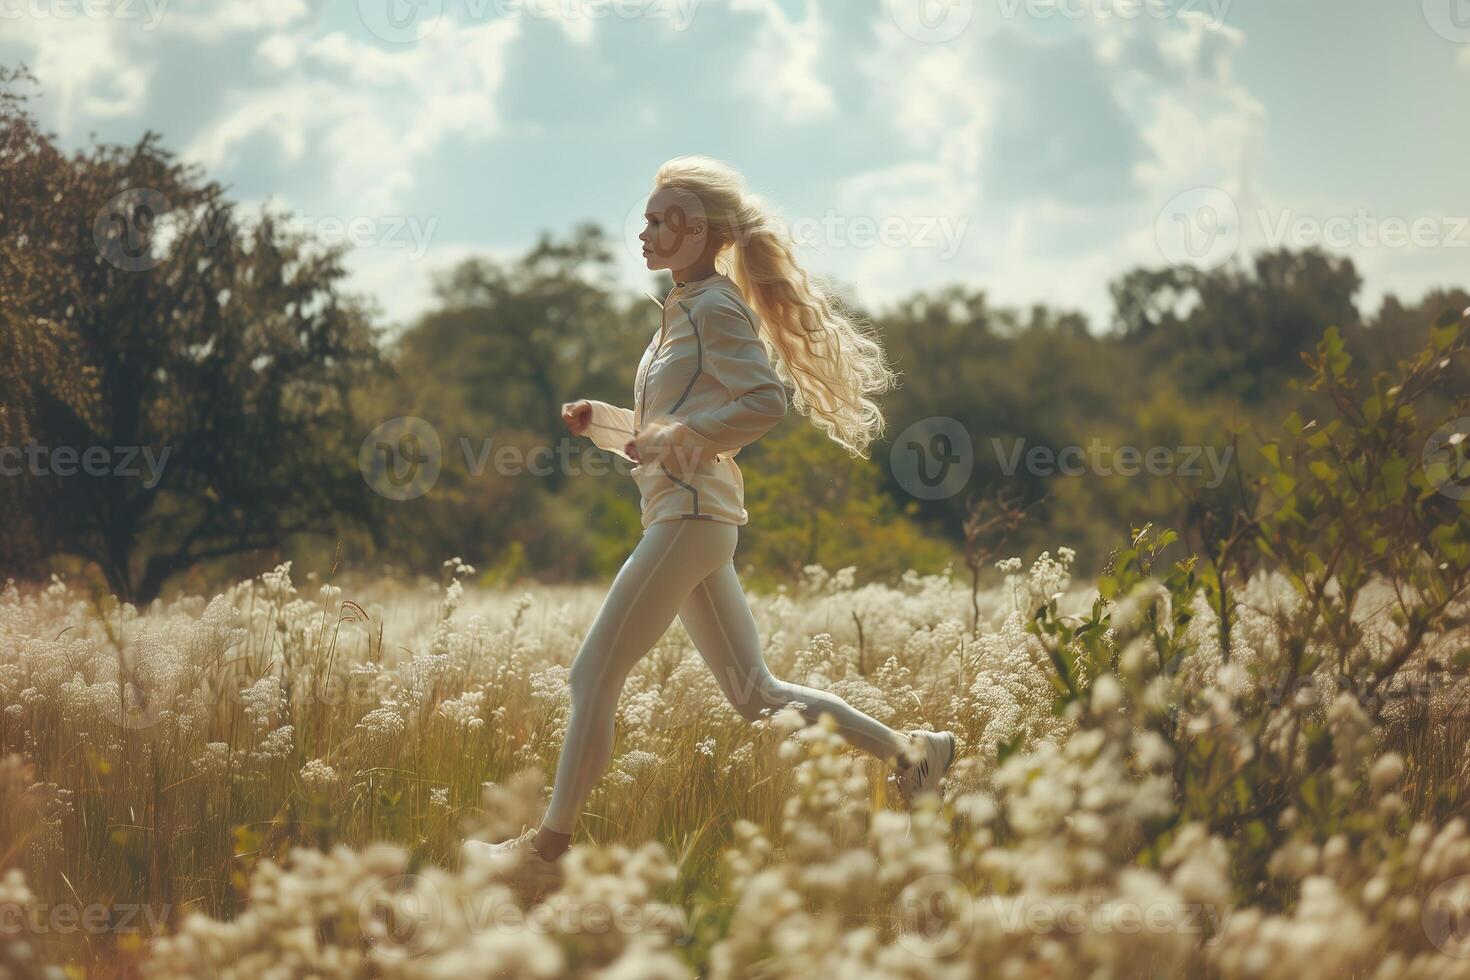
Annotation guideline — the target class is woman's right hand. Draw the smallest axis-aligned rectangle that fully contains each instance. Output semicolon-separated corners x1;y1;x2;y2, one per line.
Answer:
561;399;592;436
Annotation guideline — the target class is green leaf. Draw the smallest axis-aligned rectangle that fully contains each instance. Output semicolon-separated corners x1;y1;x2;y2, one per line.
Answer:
1319;325;1351;376
1380;457;1408;502
1431;317;1461;352
1425;460;1454;491
1233;776;1252;810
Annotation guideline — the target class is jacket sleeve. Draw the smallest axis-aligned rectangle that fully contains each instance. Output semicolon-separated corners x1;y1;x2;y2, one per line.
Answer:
583;400;637;461
642;300;787;464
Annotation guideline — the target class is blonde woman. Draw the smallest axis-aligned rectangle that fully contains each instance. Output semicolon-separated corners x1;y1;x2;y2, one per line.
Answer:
465;156;957;889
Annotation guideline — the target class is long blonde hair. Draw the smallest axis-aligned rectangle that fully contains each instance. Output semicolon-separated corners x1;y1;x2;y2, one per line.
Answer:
652;155;898;458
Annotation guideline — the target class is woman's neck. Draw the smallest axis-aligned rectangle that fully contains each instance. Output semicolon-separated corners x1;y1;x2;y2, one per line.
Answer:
673;265;720;288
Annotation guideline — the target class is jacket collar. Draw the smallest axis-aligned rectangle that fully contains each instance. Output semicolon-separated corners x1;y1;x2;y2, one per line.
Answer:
664;272;733;307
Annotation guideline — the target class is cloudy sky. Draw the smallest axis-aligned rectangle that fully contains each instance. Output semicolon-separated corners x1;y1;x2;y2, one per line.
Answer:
5;0;1468;331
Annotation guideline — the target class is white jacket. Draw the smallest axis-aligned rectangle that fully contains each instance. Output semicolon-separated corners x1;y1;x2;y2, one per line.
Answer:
582;273;788;528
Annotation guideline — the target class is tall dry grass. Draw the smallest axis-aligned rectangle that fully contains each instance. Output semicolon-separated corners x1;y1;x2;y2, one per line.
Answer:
1;548;1467;978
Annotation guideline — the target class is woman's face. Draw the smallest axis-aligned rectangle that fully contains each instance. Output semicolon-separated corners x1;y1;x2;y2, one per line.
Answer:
638;185;712;273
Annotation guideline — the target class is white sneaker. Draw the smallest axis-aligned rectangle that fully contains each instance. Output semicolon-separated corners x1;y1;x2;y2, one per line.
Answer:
892;729;957;806
462;826;564;902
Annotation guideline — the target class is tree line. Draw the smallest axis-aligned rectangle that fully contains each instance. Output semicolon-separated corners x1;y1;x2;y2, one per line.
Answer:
3;66;1465;601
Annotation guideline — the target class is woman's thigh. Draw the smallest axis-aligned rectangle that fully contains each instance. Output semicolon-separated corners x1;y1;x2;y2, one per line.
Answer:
676;560;772;709
570;519;738;693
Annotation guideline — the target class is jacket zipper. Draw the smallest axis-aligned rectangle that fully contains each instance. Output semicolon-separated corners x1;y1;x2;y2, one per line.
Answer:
634;278;727;464
635;300;670;433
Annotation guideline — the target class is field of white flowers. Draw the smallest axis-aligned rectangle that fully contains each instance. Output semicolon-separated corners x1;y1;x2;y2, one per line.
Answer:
2;538;1468;979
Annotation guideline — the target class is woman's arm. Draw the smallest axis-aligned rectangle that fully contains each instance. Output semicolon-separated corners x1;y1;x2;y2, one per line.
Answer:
584;400;637;461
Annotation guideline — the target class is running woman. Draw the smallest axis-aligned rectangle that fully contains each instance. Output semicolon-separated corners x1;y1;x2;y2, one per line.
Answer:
465;156;957;889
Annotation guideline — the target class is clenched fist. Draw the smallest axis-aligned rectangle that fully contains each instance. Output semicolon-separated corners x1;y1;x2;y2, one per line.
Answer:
560;400;592;436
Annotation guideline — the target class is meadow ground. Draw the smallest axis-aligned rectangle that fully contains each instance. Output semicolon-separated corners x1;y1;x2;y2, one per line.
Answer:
1;547;1468;979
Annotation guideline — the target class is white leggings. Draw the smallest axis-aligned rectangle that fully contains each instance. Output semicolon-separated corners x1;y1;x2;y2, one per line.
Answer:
541;518;912;835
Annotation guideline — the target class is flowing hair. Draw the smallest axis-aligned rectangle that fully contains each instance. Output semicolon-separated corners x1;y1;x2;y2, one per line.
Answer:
651;155;898;458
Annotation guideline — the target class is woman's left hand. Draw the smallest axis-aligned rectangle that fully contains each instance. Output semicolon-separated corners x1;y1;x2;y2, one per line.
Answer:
630;419;713;478
623;439;641;463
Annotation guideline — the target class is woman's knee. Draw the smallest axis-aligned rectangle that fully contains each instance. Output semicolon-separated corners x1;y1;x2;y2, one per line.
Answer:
731;672;797;724
568;646;616;713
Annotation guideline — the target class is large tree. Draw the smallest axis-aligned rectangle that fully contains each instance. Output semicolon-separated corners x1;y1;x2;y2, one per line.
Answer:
0;68;382;601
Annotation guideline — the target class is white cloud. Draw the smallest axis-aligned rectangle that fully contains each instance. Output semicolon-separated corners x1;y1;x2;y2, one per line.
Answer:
157;0;312;41
255;32;303;71
341;240;499;333
186;17;520;214
4;15;152;132
821;7;1271;324
731;0;836;124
